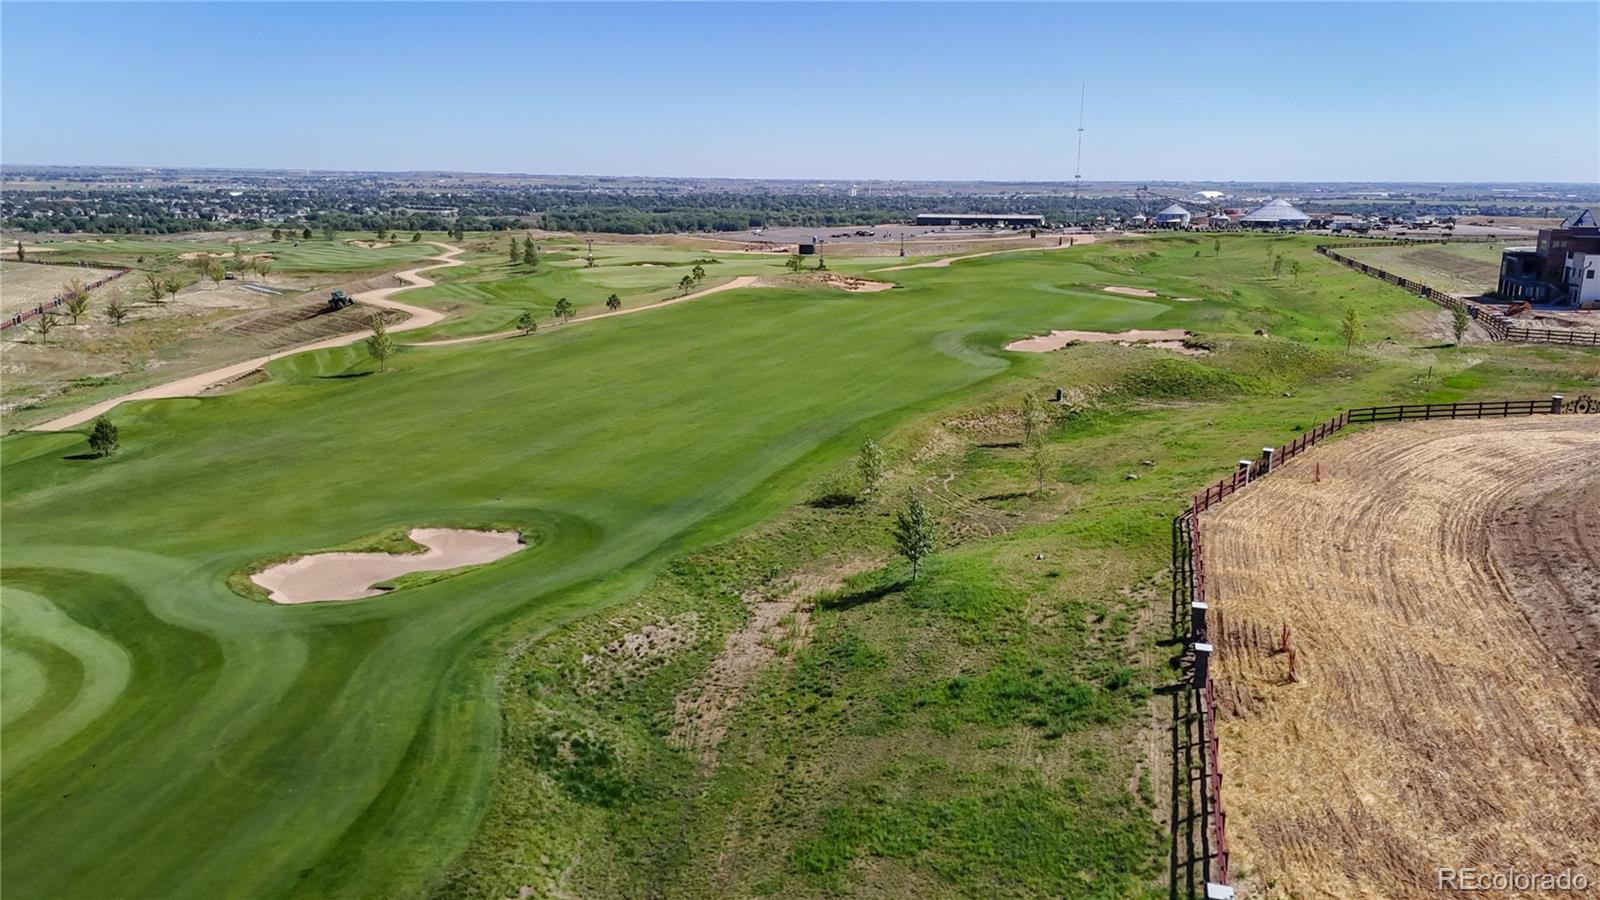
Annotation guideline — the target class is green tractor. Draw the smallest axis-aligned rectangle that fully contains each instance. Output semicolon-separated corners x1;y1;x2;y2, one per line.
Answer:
327;289;354;311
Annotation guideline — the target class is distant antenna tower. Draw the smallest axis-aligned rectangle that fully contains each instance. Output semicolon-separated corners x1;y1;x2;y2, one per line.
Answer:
1071;84;1086;229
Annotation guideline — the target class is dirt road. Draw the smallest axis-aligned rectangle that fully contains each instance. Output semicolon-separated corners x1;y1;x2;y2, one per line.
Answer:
1202;417;1600;899
417;275;760;348
30;244;464;432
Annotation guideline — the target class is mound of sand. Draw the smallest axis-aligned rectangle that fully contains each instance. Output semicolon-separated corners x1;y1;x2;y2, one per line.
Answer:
1004;328;1203;355
1102;285;1159;298
819;273;894;292
252;527;524;603
347;240;395;249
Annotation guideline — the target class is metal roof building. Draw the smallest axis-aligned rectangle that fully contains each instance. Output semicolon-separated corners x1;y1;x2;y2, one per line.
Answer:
1152;203;1193;227
1240;198;1311;229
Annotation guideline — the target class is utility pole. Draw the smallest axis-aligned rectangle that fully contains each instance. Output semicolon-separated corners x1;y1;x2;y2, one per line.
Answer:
1072;83;1086;230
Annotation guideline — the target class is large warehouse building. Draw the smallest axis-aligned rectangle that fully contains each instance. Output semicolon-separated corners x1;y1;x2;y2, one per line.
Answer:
915;213;1045;228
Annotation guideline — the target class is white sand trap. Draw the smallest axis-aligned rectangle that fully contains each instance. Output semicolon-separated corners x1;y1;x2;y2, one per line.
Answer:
1172;297;1202;302
252;528;524;604
1102;285;1159;297
1005;328;1204;355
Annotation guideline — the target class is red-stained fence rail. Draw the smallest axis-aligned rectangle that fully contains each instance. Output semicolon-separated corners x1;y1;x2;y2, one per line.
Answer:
2;266;133;332
1315;244;1600;348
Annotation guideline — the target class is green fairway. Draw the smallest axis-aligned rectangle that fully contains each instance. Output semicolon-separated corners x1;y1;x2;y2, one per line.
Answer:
3;234;1594;898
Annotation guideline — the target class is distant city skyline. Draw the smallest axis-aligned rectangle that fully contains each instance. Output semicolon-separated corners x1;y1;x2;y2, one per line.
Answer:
3;2;1596;184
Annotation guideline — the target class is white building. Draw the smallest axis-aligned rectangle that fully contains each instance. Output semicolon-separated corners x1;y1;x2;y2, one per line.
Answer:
1563;250;1600;306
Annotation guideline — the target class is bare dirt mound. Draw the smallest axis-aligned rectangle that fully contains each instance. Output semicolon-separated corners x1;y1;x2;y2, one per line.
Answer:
1202;417;1600;900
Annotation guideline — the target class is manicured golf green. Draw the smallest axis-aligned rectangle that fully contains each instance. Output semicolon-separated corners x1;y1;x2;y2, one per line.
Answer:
3;234;1580;897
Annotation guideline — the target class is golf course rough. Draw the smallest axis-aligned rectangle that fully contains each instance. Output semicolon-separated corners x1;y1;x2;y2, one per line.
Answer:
5;232;1593;898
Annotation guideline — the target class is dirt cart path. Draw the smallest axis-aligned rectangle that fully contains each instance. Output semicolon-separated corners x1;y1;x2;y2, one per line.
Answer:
873;234;1097;272
29;244;465;432
416;275;761;347
1202;417;1600;899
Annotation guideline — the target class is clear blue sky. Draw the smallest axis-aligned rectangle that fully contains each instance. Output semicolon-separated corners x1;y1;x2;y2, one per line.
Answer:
3;2;1596;183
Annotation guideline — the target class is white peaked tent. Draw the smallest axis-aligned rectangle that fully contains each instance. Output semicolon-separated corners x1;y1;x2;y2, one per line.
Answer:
1240;198;1311;228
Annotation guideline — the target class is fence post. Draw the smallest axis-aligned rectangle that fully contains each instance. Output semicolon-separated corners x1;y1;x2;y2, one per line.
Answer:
1260;447;1275;475
1237;459;1252;484
1552;395;1564;415
1206;884;1236;899
1193;642;1213;686
1191;601;1209;642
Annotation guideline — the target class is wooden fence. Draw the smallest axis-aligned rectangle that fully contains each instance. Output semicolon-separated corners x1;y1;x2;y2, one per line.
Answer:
1171;393;1594;893
2;267;133;332
1315;244;1600;348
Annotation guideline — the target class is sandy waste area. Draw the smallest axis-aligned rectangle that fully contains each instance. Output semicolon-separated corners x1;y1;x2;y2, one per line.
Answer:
1004;328;1201;354
252;527;524;603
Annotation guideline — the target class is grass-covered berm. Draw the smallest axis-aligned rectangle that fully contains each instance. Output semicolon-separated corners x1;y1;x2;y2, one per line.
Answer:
3;233;1595;898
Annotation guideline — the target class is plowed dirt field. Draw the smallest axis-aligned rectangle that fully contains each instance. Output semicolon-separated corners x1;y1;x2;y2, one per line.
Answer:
1202;417;1600;899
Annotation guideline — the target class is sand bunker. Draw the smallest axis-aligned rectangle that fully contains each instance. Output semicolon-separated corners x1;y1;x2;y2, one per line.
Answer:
1004;328;1203;354
252;527;524;604
347;240;395;249
820;273;894;292
1102;285;1159;297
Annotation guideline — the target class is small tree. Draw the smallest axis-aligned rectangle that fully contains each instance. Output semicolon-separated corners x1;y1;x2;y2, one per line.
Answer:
411;231;422;242
88;416;119;457
254;258;273;281
63;279;90;324
857;439;886;494
365;313;395;372
271;228;283;241
523;236;539;268
786;253;805;273
606;293;622;311
105;296;130;326
205;258;226;288
1340;307;1364;353
679;274;694;295
302;227;313;240
1451;304;1471;345
1271;255;1284;279
1289;259;1302;282
34;311;59;345
322;223;337;241
15;240;23;262
691;264;706;284
553;297;575;322
144;272;165;302
163;276;183;302
1021;392;1047;446
815;255;827;271
1213;237;1221;256
509;238;521;265
1029;438;1051;495
376;225;389;241
517;310;538;335
893;492;937;580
